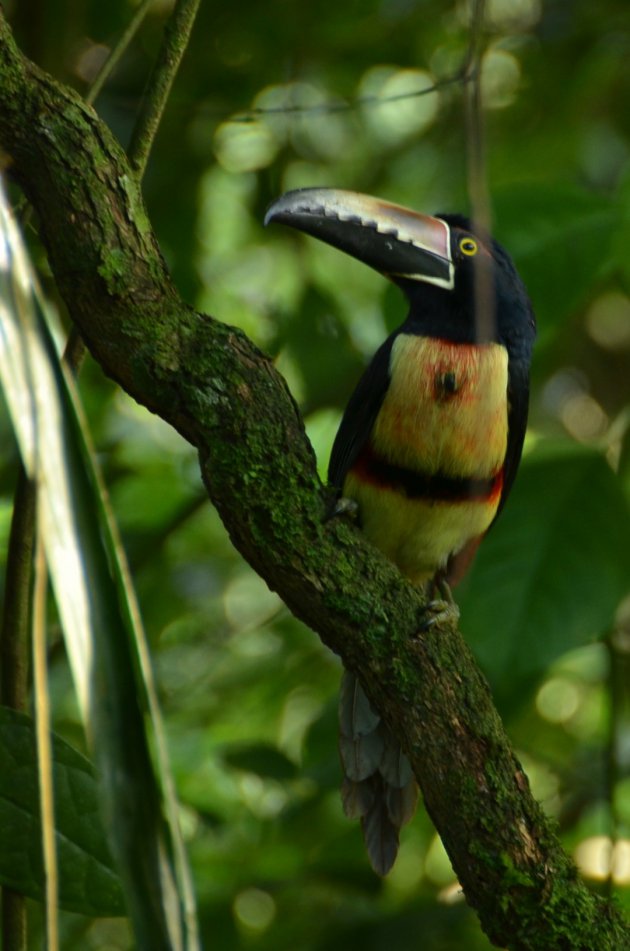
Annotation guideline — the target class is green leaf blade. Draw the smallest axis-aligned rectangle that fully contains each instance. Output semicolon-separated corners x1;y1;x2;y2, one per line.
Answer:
494;183;618;333
0;179;199;947
0;706;125;917
459;445;630;704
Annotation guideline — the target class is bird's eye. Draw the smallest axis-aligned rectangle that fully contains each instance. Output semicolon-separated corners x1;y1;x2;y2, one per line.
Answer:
459;236;478;256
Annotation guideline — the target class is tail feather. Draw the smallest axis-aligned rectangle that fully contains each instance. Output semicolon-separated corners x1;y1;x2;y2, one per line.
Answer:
340;774;375;819
339;670;418;875
338;730;385;782
361;777;399;876
385;778;418;828
379;728;414;787
339;671;381;737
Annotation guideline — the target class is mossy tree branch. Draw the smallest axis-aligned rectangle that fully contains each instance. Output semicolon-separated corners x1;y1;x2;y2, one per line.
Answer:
0;11;627;949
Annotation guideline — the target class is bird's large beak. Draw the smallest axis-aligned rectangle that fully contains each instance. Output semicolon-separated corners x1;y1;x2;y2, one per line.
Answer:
265;188;454;290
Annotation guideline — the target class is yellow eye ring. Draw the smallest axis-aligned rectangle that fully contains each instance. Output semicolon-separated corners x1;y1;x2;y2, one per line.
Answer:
459;236;478;256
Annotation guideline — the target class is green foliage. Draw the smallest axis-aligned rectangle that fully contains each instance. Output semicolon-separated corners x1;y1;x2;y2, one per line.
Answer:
493;183;618;334
0;706;124;916
0;178;198;949
3;0;630;948
459;444;630;704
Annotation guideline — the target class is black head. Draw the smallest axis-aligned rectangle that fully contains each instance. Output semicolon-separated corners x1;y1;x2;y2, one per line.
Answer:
403;212;536;362
265;189;536;363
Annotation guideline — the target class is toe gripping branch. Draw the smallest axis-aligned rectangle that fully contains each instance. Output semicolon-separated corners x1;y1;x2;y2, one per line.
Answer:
323;491;360;524
420;576;460;631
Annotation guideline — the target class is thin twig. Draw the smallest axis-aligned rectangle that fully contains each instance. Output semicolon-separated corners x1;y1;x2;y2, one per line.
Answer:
464;0;495;344
465;0;491;228
86;0;156;107
67;0;157;368
228;70;469;122
127;0;202;179
11;0;154;231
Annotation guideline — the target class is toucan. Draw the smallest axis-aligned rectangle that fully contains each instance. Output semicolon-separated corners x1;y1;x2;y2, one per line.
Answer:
265;188;536;875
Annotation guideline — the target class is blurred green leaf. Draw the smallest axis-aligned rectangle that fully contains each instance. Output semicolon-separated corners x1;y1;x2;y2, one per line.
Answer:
223;743;298;780
271;287;364;411
459;444;630;704
610;171;630;289
619;420;630;504
494;183;617;332
0;706;124;916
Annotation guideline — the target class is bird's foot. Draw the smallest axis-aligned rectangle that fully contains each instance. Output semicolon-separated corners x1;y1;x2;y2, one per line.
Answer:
323;493;359;523
419;598;460;631
419;578;460;631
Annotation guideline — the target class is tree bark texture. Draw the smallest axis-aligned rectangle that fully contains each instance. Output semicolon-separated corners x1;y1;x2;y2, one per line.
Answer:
0;10;627;949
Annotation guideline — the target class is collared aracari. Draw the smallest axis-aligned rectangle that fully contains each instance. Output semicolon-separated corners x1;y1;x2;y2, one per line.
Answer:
265;188;536;875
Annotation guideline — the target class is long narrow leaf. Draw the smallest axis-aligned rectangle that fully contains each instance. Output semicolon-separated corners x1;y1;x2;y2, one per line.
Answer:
0;181;198;948
32;534;59;951
0;705;125;915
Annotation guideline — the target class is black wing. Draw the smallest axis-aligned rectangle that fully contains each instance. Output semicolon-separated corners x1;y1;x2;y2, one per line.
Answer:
495;356;530;521
328;334;396;490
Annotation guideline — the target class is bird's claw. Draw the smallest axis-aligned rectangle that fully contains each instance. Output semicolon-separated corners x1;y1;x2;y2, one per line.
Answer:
418;576;459;631
324;494;360;523
419;597;460;631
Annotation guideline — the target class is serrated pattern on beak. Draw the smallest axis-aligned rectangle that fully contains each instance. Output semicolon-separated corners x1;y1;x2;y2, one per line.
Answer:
265;188;454;290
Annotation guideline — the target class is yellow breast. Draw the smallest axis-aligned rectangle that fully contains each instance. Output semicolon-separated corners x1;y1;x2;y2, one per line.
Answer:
371;334;509;479
344;334;509;581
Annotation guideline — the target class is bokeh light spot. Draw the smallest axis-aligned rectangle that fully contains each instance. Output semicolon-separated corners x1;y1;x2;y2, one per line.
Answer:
536;677;580;724
481;48;521;109
214;119;277;172
585;291;630;350
359;66;440;143
233;888;277;932
575;837;630;884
